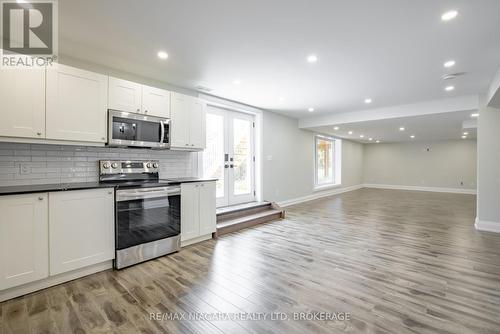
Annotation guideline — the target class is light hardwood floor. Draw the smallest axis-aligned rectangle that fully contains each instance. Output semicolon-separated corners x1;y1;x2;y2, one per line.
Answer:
2;188;500;334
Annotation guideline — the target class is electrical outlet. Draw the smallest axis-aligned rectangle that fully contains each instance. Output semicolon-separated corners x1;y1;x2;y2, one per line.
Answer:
19;163;30;175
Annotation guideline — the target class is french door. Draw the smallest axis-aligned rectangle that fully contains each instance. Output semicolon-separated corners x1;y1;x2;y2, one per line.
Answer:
203;106;255;207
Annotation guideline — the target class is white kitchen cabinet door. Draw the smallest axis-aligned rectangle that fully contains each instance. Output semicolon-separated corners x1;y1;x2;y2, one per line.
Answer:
189;98;206;149
108;77;142;113
49;188;115;275
198;182;216;236
46;64;108;143
181;183;200;241
0;69;45;139
170;92;190;148
142;85;171;118
0;193;48;290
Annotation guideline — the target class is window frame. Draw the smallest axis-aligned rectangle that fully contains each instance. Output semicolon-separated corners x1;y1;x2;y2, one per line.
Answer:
314;134;342;189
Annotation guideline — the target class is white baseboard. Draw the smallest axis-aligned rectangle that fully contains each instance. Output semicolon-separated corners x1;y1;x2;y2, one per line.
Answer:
0;261;112;302
362;183;477;195
475;217;500;233
181;234;213;247
277;184;363;207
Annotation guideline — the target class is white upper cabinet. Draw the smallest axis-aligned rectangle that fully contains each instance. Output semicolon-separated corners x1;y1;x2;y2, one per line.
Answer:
108;77;142;113
0;193;48;290
189;98;206;149
46;64;108;143
109;78;171;118
0;69;45;139
49;188;115;275
170;92;190;148
142;85;171;118
170;92;206;150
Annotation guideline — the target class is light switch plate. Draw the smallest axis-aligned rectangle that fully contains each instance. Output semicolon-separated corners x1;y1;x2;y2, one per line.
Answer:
19;163;30;175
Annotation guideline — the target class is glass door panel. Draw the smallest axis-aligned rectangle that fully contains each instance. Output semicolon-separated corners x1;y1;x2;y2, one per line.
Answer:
233;118;252;195
203;112;226;203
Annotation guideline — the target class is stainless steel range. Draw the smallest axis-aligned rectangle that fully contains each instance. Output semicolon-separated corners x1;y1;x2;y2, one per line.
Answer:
99;160;181;269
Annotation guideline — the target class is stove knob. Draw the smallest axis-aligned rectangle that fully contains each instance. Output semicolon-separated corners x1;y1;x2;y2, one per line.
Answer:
103;162;110;169
146;162;152;168
153;162;158;168
111;162;118;169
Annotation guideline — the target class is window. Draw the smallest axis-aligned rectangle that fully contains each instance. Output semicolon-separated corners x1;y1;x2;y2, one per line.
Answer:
314;135;341;188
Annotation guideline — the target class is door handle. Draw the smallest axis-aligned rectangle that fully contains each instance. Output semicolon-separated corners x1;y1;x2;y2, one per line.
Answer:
224;165;229;168
230;164;234;168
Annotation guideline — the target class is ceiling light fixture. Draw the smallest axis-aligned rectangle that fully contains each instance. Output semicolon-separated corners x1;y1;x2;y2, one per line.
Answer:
333;126;339;130
348;131;353;135
157;51;169;60
232;79;241;85
360;135;365;138
308;107;315;112
376;140;380;143
364;98;372;104
399;127;405;131
441;10;458;21
462;135;467;139
445;85;455;91
279;97;285;102
307;54;318;63
444;60;456;68
368;138;373;141
410;135;415;139
463;132;469;135
471;113;479;118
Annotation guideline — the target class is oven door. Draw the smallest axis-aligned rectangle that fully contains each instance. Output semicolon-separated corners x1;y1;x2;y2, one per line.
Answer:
108;110;170;148
115;186;180;251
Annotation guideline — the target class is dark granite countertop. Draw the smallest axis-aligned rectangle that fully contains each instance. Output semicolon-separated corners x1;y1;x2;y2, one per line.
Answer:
0;178;218;196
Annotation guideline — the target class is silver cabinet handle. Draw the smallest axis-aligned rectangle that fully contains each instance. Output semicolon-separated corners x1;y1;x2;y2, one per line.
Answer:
101;137;105;141
191;144;194;146
108;191;113;195
185;143;189;146
144;110;148;113
201;184;204;187
36;132;42;136
136;108;140;112
38;196;44;200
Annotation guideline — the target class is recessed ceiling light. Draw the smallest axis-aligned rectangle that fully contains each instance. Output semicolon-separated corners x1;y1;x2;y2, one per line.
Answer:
279;97;285;102
445;85;455;91
410;135;415;139
157;51;169;60
232;79;241;85
441;10;458;21
307;54;318;63
368;138;373;141
308;107;315;112
348;131;353;135
399;127;405;131
471;113;479;118
444;60;456;68
463;132;469;135
462;135;467;139
376;140;380;143
360;135;365;138
364;98;372;104
333;126;339;130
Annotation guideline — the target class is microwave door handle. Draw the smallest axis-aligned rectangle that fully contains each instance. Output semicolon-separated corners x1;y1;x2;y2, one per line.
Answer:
160;120;165;144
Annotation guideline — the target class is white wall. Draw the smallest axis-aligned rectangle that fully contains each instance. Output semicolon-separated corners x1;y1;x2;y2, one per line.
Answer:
476;105;500;231
262;111;364;203
363;139;477;191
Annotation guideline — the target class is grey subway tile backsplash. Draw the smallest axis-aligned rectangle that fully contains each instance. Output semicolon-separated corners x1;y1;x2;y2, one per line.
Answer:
0;142;196;186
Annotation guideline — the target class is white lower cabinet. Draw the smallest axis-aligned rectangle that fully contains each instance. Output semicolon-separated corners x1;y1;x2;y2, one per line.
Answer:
0;193;48;290
49;188;115;275
181;182;216;244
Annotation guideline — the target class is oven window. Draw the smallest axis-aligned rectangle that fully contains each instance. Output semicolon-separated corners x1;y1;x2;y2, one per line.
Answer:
112;117;161;143
116;194;180;249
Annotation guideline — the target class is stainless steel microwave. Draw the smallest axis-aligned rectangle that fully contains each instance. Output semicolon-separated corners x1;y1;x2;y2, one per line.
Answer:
107;110;170;149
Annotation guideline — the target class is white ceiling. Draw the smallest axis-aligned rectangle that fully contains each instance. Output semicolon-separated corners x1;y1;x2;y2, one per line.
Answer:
59;0;500;117
311;111;477;143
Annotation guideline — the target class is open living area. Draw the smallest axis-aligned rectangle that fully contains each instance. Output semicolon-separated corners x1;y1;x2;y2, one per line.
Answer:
1;1;500;333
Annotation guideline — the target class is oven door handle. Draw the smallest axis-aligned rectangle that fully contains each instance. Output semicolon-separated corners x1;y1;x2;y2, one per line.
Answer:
116;187;180;202
160;120;165;144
